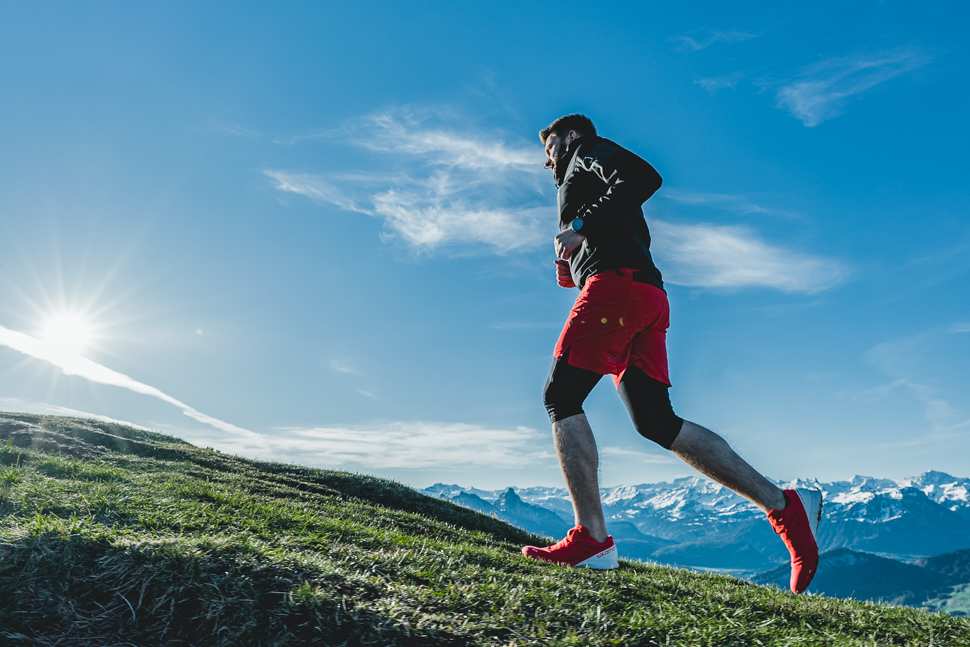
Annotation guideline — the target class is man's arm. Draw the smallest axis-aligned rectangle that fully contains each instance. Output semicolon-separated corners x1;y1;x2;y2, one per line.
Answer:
568;142;662;237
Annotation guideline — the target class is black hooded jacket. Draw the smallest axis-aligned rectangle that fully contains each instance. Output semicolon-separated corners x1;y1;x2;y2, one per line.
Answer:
555;136;664;290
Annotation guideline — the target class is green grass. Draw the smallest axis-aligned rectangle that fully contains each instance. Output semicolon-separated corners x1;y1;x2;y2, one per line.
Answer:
0;413;968;646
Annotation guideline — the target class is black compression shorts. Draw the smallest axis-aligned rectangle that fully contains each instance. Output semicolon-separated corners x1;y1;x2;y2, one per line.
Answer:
543;352;684;449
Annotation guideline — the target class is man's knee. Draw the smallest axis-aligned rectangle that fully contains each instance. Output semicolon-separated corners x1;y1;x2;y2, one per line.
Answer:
635;405;684;450
618;366;684;449
543;354;601;422
543;371;586;422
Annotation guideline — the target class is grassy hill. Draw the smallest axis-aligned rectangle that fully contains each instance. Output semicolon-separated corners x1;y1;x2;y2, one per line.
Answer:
1;413;968;646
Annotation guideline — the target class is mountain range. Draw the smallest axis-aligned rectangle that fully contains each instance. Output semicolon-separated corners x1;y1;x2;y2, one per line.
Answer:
424;472;970;564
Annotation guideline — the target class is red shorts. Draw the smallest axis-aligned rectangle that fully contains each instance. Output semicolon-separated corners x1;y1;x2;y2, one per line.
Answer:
553;268;672;388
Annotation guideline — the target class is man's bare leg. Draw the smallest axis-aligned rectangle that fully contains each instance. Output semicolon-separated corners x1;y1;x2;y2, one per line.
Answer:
553;413;609;542
670;420;786;512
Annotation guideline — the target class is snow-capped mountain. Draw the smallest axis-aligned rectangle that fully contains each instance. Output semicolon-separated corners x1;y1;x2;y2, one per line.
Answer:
902;470;970;510
422;471;970;568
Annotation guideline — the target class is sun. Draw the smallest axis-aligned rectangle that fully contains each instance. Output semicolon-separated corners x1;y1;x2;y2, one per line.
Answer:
38;311;95;358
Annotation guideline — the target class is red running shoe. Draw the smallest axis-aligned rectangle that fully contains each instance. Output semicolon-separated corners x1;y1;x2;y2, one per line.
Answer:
767;488;823;593
521;524;619;569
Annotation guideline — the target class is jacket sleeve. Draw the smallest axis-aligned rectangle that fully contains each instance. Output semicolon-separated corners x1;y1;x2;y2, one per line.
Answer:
571;143;662;237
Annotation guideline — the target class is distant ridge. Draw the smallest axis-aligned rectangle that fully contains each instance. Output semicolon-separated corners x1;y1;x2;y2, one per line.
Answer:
754;548;970;616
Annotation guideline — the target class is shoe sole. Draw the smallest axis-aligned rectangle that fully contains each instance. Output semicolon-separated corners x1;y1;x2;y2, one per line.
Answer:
576;544;619;570
789;489;824;594
794;488;824;539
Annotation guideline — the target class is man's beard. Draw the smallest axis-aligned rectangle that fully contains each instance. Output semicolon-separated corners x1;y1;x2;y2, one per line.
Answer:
552;137;580;187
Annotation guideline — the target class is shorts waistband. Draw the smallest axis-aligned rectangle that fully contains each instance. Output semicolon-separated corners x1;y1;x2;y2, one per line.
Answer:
613;267;655;284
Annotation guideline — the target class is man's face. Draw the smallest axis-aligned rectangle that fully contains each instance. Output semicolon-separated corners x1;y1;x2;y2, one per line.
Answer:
543;130;576;174
544;132;563;170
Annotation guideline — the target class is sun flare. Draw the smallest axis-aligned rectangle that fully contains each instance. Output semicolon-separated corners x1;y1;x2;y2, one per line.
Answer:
38;311;95;358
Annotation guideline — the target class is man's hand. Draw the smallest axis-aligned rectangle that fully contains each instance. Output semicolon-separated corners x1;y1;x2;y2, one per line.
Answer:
555;228;585;260
556;260;575;288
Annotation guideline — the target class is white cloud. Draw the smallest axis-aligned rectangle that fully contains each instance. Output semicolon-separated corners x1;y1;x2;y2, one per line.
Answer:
211;121;260;138
265;171;372;215
265;171;549;251
600;445;674;464
270;168;845;292
775;49;928;127
253;421;549;469
268;107;845;292
650;219;848;292
695;73;744;93
949;322;970;334
327;359;378;400
0;336;546;471
855;377;957;430
673;30;757;52
328;358;362;376
370;187;547;252
863;329;969;434
0;398;153;431
663;189;778;216
266;109;549;254
0;324;256;439
360;110;541;172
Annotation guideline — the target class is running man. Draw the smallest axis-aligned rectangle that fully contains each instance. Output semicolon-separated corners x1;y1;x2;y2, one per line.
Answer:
520;114;822;594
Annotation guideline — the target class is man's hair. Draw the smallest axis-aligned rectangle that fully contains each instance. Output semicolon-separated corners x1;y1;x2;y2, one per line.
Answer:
538;114;597;144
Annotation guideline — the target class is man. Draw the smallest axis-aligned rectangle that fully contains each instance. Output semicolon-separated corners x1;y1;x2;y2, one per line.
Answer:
520;114;823;594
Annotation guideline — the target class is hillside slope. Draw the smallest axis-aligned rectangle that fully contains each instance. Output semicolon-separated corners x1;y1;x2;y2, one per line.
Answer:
753;548;962;609
1;413;968;646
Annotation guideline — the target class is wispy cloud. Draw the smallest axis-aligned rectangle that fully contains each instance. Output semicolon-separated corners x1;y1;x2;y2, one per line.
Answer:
0;349;544;471
0;397;549;473
0;324;255;438
775;49;929;127
327;358;378;399
873;428;969;451
672;30;757;52
0;398;152;431
359;111;540;171
258;421;549;469
266;108;549;254
210;120;260;138
662;189;790;218
270;170;845;293
266;171;372;215
329;358;362;376
268;106;845;293
600;445;674;464
863;328;967;434
949;322;970;334
855;377;957;429
649;219;848;293
695;73;745;93
369;186;548;251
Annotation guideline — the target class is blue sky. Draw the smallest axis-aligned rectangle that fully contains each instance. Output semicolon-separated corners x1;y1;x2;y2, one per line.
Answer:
1;2;968;489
